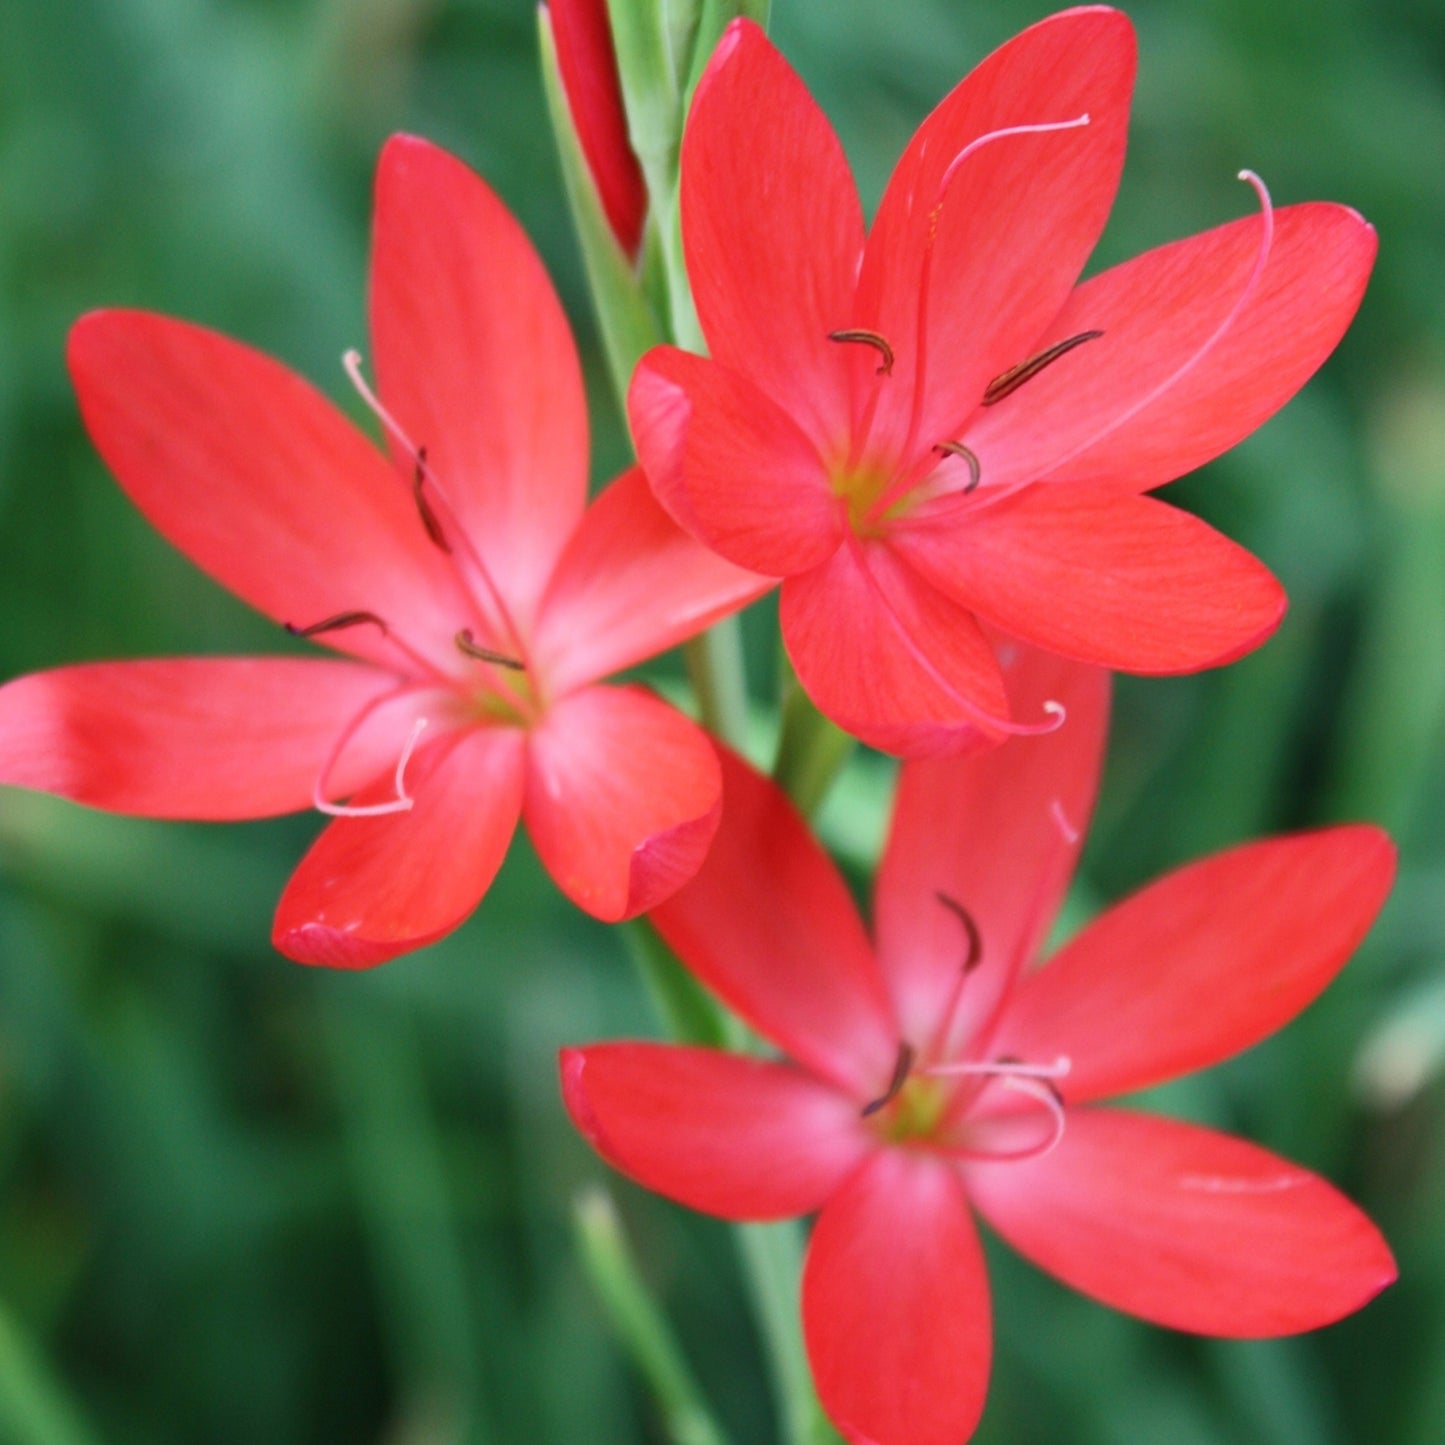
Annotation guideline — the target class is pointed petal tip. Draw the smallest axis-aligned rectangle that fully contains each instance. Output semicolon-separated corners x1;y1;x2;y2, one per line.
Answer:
1021;4;1137;64
1189;564;1288;671
66;306;159;380
690;17;753;107
614;794;724;921
1337;820;1398;873
566;789;723;923
374;131;470;195
716;15;758;59
559;1047;605;1149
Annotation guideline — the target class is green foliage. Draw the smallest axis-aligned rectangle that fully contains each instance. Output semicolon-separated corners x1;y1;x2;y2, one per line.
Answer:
0;1;1442;1441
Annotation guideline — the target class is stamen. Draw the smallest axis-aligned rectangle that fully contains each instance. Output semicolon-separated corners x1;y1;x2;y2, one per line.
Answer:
828;329;895;376
1034;169;1278;475
928;1054;1072;1162
314;715;429;819
285;610;389;639
412;445;452;554
455;629;526;671
935;891;983;974
284;609;449;686
893;112;1092;468
982;331;1104;407
924;1054;1072;1084
343;349;531;669
861;1041;915;1118
932;442;981;494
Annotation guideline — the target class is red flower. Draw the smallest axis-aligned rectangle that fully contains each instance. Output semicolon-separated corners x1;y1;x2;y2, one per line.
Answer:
629;9;1378;756
544;0;648;257
0;136;765;967
562;648;1397;1445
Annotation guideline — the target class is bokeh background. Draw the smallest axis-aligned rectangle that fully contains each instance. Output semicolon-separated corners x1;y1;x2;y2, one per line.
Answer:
1;0;1443;1441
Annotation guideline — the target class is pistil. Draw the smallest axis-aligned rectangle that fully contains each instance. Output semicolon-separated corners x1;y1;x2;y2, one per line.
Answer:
313;703;431;819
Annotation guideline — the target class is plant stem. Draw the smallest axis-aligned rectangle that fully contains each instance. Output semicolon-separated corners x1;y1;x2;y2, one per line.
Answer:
575;1189;734;1445
732;1221;843;1445
772;664;855;817
683;617;751;750
622;917;733;1049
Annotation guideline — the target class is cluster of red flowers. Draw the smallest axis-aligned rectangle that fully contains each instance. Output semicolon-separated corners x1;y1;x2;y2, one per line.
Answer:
0;7;1395;1442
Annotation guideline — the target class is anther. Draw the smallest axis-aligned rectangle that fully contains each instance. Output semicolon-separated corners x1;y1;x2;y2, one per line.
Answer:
932;441;981;494
982;330;1104;407
455;630;525;671
861;1041;915;1118
829;329;895;376
285;610;389;639
412;446;452;554
935;891;983;974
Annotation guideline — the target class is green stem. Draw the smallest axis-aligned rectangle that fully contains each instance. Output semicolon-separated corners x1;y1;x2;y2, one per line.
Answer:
622;918;732;1049
574;1189;734;1445
772;665;855;818
0;1298;103;1445
683;616;751;751
731;1222;843;1445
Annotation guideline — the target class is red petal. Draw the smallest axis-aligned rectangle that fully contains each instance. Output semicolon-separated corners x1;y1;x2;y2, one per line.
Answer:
804;1150;991;1445
779;538;1011;757
991;827;1396;1103
649;748;899;1099
895;484;1286;672
0;658;396;820
547;0;647;257
967;204;1378;492
682;20;862;451
968;1108;1397;1336
561;1044;870;1220
274;724;525;967
370;135;588;627
874;650;1109;1050
524;685;722;921
852;9;1135;464
533;467;771;695
67;312;468;673
628;347;839;576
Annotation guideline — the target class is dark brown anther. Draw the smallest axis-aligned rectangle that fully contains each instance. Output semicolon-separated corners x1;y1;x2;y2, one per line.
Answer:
932;441;982;494
935;891;983;974
861;1041;915;1118
285;610;389;639
982;329;1104;407
828;329;896;376
412;445;452;554
455;629;525;671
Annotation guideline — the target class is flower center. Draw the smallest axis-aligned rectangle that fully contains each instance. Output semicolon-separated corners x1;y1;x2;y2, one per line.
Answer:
869;1070;954;1146
826;460;895;535
860;1042;1071;1162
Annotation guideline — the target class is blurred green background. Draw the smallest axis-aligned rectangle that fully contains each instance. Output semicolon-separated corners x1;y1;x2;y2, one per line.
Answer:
1;0;1443;1441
